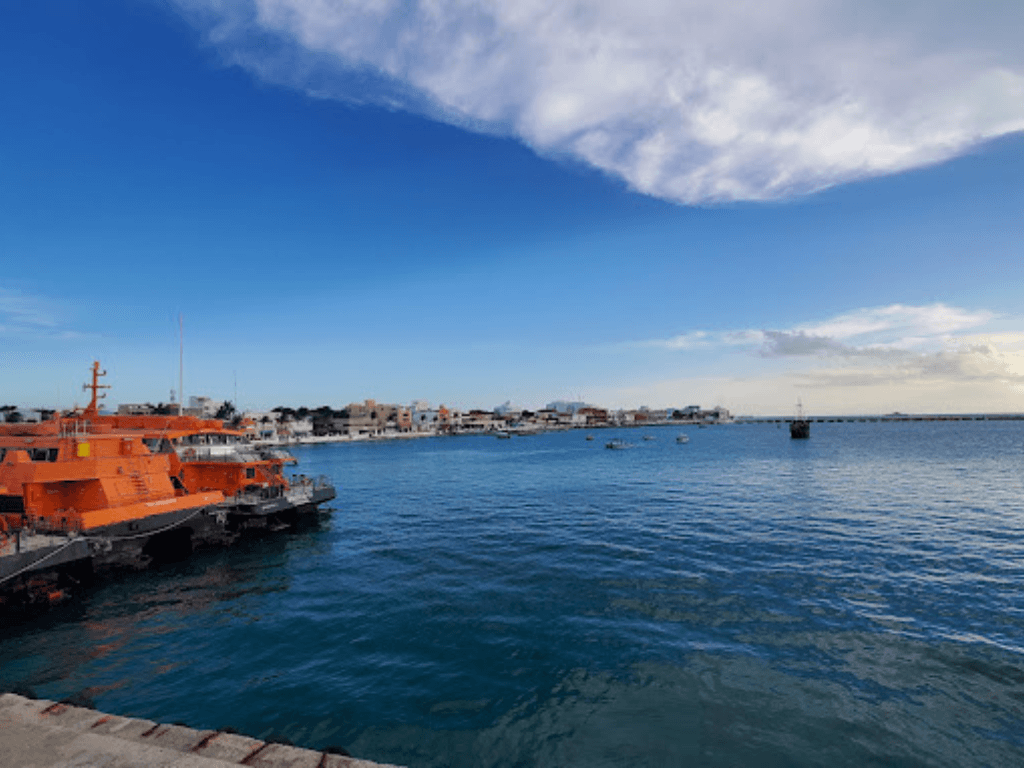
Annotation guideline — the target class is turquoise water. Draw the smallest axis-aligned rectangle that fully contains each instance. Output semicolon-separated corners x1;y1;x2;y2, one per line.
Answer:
3;422;1024;766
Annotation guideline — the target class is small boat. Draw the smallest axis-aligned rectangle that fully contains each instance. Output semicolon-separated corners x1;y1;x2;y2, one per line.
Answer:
605;438;633;450
676;434;689;444
585;434;594;441
495;431;511;439
642;435;655;441
790;399;810;439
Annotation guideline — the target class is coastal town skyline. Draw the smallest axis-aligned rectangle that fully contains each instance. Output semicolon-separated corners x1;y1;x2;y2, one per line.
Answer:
2;2;1024;416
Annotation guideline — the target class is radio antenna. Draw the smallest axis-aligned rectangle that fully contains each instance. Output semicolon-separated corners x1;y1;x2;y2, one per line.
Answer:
179;313;184;416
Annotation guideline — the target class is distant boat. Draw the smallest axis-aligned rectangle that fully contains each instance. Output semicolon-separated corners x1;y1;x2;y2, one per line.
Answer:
790;400;810;439
605;438;633;450
676;434;689;444
495;431;511;439
585;434;594;441
643;435;655;441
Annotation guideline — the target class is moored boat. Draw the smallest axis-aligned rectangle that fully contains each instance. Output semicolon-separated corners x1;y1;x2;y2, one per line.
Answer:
1;362;335;610
605;438;633;450
0;413;224;606
790;399;810;439
81;363;334;534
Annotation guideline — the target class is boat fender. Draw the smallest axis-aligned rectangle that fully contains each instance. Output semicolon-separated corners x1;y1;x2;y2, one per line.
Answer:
88;537;113;554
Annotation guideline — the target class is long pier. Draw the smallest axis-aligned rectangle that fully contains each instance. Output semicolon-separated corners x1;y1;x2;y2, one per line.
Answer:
735;413;1024;424
0;692;400;768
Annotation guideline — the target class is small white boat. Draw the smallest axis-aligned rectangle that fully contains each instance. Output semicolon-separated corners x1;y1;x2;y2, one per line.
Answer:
495;431;512;439
605;438;633;450
585;434;594;441
642;435;655;441
676;434;689;444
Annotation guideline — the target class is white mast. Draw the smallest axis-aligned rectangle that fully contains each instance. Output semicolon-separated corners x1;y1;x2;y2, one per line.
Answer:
179;313;184;416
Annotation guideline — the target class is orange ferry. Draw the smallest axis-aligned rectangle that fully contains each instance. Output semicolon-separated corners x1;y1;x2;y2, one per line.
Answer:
1;363;334;608
79;363;333;533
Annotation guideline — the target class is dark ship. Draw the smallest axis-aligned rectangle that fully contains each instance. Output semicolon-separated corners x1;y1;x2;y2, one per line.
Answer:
790;400;810;439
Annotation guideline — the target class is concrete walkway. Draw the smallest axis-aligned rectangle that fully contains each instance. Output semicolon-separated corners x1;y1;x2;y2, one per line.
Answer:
0;693;401;768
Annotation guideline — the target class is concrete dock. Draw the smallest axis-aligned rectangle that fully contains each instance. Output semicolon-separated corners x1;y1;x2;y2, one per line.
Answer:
0;693;402;768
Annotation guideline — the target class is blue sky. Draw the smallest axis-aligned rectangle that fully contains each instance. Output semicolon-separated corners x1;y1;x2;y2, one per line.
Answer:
2;0;1023;415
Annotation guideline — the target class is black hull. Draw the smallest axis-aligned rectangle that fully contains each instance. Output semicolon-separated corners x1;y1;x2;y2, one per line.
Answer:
790;420;810;439
0;535;93;608
2;480;336;611
221;482;336;532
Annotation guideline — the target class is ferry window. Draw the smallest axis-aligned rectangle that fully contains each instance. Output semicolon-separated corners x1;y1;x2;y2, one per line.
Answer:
245;467;256;479
0;448;6;461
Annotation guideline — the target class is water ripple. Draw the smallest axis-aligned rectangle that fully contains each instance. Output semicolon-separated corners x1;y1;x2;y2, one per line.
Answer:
2;421;1024;766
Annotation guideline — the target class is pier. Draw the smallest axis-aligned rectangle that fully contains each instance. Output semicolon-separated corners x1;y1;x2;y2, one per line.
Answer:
735;413;1024;424
0;693;400;768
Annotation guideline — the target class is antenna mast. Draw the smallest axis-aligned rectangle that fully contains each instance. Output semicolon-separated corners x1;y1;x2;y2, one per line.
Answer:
82;361;110;415
179;313;184;416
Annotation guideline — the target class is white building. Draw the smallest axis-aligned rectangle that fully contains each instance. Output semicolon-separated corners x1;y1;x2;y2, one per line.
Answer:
189;396;225;418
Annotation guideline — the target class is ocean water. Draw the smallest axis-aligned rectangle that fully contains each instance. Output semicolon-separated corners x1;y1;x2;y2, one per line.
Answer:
3;422;1024;767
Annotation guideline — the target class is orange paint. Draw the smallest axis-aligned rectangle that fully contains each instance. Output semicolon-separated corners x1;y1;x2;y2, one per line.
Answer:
1;362;296;536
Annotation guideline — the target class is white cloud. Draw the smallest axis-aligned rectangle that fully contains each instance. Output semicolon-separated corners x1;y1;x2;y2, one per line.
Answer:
0;288;83;340
171;0;1024;203
639;328;763;351
797;304;994;346
597;356;1024;414
637;303;995;357
612;304;1024;413
0;288;57;334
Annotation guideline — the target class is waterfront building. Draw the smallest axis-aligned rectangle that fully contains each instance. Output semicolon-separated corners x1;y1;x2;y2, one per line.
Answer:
412;409;440;433
188;395;225;418
396;406;412;432
576;407;609;425
117;403;155;415
460;410;497;432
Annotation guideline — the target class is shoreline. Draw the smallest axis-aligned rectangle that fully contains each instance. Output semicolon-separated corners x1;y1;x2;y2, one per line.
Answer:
252;412;1024;448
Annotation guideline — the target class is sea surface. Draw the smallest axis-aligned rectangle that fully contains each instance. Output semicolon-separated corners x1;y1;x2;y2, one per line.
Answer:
3;422;1024;767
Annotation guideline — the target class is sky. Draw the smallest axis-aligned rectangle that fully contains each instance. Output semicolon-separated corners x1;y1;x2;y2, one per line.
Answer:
1;0;1023;416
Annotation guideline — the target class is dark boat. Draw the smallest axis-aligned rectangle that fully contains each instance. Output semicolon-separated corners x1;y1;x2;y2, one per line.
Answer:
790;400;810;439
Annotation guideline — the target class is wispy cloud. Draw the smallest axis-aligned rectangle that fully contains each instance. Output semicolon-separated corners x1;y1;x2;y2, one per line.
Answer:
600;330;1024;413
0;288;56;332
172;0;1024;203
0;288;81;340
618;302;1024;415
795;341;1024;389
759;304;995;358
639;303;994;357
639;329;762;351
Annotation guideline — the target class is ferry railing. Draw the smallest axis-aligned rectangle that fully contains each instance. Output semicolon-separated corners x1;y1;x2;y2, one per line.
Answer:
59;420;92;439
176;448;264;463
287;474;333;491
257;448;297;463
